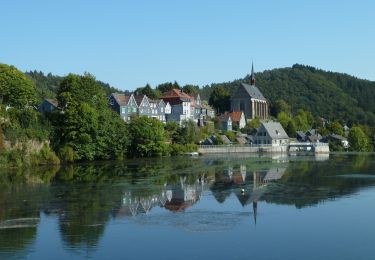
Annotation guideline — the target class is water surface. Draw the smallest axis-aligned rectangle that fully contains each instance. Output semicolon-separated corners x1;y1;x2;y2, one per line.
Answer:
1;154;375;260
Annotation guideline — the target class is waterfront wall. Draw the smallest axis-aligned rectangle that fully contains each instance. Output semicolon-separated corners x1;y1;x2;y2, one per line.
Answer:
198;143;330;154
198;145;288;154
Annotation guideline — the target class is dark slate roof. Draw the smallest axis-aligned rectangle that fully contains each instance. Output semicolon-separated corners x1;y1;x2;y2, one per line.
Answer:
45;98;59;108
262;122;289;139
112;93;130;106
241;83;266;101
134;95;147;107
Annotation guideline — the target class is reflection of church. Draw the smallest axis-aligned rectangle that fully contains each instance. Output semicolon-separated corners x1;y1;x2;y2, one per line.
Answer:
210;165;286;224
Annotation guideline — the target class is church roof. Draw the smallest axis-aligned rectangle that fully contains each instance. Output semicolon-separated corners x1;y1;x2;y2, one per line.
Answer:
240;83;266;101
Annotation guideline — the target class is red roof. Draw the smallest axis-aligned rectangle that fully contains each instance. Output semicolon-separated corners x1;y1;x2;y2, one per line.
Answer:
224;111;243;123
161;89;192;105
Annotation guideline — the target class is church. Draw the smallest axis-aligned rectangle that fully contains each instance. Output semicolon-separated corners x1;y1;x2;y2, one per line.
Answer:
230;63;268;120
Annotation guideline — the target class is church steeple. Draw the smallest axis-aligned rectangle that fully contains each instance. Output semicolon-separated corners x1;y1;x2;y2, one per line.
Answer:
250;62;256;86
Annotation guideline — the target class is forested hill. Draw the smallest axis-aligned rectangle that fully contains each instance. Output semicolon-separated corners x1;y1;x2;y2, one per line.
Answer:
25;70;124;100
201;64;375;126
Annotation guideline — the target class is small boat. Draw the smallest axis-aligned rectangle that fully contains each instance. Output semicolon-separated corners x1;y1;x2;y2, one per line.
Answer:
184;152;199;156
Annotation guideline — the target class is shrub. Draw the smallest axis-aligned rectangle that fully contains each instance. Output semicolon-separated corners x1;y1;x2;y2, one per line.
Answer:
58;146;75;163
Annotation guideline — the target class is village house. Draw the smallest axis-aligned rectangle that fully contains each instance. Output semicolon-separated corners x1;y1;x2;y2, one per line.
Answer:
38;98;59;113
217;113;232;131
253;121;289;146
321;134;349;149
222;111;246;129
148;99;171;123
109;93;138;122
230;63;268;120
161;89;195;125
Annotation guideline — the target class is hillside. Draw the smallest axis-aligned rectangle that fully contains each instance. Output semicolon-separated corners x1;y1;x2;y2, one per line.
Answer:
202;64;375;126
25;70;125;100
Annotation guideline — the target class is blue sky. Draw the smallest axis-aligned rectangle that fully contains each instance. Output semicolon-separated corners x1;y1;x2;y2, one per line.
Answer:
1;0;374;90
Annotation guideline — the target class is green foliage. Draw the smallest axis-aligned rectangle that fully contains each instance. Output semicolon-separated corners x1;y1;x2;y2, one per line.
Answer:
277;112;291;130
172;120;198;145
327;121;344;136
128;116;167;157
53;74;128;161
224;131;236;142
0;64;37;108
182;84;199;95
30;144;60;165
241;118;260;134
272;99;291;117
348;126;371;152
0;126;4;152
156;81;180;93
209;86;230;113
58;146;74;163
169;143;198;156
135;84;160;99
286;120;297;137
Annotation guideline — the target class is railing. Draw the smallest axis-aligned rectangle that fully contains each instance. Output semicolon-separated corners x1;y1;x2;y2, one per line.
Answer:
199;144;275;149
288;142;329;147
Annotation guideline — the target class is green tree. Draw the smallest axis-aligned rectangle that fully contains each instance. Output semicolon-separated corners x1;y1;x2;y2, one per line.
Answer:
209;86;230;113
135;84;160;99
128;116;167;157
286;120;297;137
273;99;291;116
327;121;344;136
0;64;37;108
348;126;370;152
277;112;291;130
182;84;199;95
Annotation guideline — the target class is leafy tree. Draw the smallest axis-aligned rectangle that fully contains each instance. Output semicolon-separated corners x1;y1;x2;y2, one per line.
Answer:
327;121;344;136
0;64;37;107
272;99;291;117
286;120;297;137
277;112;291;130
209;86;230;113
135;84;160;99
53;73;128;161
348;126;370;152
156;81;180;93
128;116;167;157
183;84;199;95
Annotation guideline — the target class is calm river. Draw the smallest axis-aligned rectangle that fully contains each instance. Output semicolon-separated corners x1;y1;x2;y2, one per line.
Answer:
1;154;375;260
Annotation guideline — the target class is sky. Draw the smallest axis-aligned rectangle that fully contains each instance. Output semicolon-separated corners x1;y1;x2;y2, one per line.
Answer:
1;0;374;90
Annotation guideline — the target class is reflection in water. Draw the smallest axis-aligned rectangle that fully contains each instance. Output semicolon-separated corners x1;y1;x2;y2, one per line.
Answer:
1;154;375;259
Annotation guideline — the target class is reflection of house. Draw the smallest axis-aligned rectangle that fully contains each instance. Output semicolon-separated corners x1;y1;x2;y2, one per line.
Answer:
164;176;205;212
254;122;289;146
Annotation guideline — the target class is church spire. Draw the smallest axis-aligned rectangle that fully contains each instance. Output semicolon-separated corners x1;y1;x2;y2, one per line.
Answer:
250;62;256;85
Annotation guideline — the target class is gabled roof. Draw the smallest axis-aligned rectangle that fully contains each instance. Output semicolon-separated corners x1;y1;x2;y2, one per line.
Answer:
111;93;130;106
44;98;59;108
134;94;148;107
161;89;192;105
262;122;289;139
224;111;244;122
240;83;266;101
218;114;232;122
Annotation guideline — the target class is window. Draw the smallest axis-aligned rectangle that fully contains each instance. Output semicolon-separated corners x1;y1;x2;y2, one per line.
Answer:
132;107;137;112
121;107;126;113
161;107;164;113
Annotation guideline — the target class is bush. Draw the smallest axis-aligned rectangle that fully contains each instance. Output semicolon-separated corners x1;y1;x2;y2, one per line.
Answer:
169;143;198;156
30;144;60;166
58;146;75;163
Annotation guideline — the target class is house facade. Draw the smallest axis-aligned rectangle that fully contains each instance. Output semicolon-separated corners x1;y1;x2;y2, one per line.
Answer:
109;93;138;122
230;63;268;120
218;114;232;131
254;122;289;146
161;89;194;125
223;111;246;129
149;99;170;123
38;98;59;113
